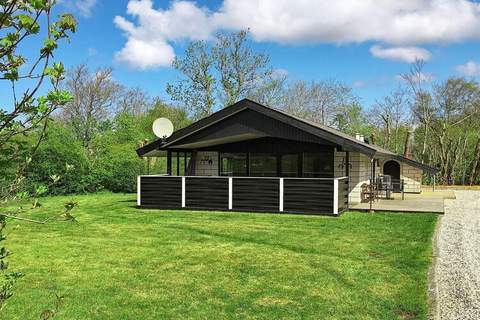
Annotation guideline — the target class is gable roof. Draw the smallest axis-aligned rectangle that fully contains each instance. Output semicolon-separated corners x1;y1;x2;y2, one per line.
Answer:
137;99;438;173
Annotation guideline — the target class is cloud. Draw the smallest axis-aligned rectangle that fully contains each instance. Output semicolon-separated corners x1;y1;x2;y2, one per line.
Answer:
114;0;217;69
115;0;480;69
455;60;480;76
61;0;98;17
370;45;431;63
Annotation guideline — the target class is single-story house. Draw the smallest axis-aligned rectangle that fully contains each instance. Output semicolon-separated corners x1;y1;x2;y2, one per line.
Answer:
136;99;436;215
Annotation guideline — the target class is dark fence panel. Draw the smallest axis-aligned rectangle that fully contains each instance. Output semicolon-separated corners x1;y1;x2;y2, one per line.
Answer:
186;177;229;210
283;179;333;213
232;178;279;212
140;176;181;207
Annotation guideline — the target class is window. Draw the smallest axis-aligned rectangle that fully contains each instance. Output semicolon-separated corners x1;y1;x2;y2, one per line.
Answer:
220;153;247;176
249;153;277;177
303;153;333;178
281;154;298;177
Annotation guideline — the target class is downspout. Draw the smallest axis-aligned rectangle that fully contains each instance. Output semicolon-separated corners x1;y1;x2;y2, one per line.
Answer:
369;156;375;213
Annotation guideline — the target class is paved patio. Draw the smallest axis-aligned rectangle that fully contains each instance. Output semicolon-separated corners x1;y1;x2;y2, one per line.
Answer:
349;190;455;213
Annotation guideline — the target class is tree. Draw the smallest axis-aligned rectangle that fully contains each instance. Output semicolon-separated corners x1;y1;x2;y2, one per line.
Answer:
0;0;76;311
0;1;76;184
247;71;287;107
431;78;480;183
370;87;409;153
167;30;272;119
59;64;121;148
213;30;271;106
282;79;360;127
166;41;216;120
400;60;434;163
116;87;151;116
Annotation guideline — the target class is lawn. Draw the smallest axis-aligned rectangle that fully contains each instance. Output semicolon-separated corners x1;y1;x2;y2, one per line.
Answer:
1;193;437;319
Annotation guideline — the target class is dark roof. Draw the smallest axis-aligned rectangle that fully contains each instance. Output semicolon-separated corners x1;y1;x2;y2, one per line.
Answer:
137;98;438;173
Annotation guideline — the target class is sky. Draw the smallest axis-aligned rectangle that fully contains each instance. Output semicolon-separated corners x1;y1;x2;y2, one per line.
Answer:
9;0;480;110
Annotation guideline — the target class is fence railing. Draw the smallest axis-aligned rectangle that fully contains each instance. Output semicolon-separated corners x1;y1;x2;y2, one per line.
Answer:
137;176;349;215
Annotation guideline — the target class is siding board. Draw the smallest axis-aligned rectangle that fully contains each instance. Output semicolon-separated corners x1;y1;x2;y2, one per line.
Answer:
232;178;279;211
140;177;181;207
284;179;334;213
186;177;228;210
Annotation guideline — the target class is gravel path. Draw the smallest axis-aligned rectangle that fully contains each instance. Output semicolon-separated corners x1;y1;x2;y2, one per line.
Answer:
433;191;480;319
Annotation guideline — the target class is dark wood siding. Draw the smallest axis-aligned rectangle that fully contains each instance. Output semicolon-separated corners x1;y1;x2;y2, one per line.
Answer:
283;179;333;213
232;178;279;212
140;176;181;207
174;108;336;147
186;177;228;210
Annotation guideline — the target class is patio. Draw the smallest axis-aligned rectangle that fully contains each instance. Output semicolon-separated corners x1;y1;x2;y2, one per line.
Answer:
349;189;455;214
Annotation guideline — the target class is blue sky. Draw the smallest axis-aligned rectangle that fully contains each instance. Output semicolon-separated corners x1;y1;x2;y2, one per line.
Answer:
8;0;480;111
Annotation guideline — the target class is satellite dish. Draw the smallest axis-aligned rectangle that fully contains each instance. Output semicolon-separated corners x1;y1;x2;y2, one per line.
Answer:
152;118;174;139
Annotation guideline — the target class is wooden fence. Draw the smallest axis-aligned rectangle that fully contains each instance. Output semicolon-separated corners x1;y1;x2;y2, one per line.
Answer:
137;176;349;215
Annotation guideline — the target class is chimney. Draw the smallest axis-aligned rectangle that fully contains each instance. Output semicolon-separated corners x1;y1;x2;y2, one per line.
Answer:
404;129;414;159
370;132;376;145
355;133;364;142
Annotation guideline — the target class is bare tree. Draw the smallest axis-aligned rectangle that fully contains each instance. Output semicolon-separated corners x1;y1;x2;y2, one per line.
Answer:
59;64;121;147
117;87;151;116
246;72;287;107
400;60;434;162
282;79;359;127
370;87;409;152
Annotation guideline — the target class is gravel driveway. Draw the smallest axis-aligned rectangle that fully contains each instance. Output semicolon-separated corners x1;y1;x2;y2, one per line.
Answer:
432;190;480;319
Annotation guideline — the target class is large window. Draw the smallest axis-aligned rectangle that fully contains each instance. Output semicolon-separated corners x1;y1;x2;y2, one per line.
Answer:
220;153;247;176
303;153;333;178
281;154;299;177
250;153;277;177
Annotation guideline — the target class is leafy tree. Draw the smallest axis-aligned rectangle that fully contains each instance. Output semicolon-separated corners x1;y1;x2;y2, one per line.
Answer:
166;41;215;119
213;30;271;106
0;0;76;312
167;30;271;119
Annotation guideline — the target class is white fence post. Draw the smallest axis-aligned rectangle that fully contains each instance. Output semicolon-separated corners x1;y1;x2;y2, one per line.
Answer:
228;177;233;210
181;177;186;208
279;178;284;212
137;176;141;206
333;178;339;215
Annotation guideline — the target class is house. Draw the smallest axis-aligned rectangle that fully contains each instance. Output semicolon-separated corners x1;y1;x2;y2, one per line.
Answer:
136;99;436;215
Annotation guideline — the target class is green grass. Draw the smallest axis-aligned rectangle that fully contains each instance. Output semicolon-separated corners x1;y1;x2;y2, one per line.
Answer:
1;193;437;319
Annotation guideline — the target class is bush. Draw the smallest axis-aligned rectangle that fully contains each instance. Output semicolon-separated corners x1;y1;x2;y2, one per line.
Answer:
26;124;96;195
93;143;144;193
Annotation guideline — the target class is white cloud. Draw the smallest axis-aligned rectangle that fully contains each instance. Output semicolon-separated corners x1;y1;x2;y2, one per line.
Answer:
370;45;431;63
455;60;480;76
61;0;98;17
115;0;480;69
